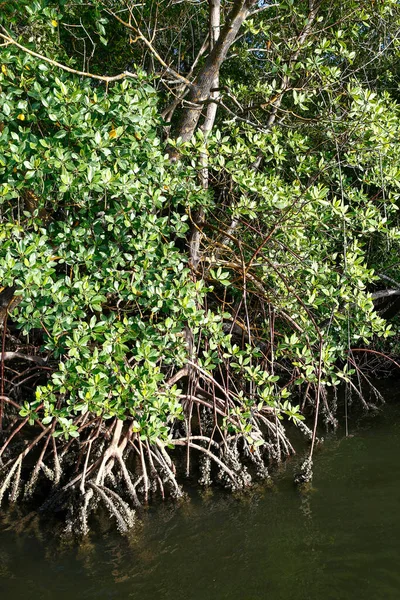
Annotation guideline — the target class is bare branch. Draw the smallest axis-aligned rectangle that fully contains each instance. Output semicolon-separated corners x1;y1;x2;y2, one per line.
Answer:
0;29;137;83
371;289;400;300
0;352;47;366
99;5;194;88
250;2;279;16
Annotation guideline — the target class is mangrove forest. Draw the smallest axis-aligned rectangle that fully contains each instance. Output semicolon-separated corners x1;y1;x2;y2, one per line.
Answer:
1;0;400;535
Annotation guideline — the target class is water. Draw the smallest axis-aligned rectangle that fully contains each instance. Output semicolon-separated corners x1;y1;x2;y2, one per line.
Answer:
1;386;400;600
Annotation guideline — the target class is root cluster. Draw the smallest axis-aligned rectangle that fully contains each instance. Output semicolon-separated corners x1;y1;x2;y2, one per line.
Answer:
0;380;298;535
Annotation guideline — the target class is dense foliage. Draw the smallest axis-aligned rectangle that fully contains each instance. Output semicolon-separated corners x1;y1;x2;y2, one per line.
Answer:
1;0;400;533
0;55;211;440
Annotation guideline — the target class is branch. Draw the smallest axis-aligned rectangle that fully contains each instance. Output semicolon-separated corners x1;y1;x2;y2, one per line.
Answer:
99;5;194;88
165;366;189;387
377;273;400;289
250;2;279;16
161;33;210;122
0;352;47;366
173;0;258;142
371;289;400;300
266;0;320;128
0;29;137;83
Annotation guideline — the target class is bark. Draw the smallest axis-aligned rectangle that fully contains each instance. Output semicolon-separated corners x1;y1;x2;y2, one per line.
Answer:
176;0;319;267
189;0;221;269
173;0;257;143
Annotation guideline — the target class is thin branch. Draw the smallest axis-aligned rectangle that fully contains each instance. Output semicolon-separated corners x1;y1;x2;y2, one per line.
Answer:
0;30;137;83
250;3;279;16
99;6;194;88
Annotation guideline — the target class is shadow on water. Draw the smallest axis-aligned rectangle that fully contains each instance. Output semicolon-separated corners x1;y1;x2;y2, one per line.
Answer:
1;381;400;600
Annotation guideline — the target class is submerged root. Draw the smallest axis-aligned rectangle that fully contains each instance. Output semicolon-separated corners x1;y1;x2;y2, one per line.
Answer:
198;454;212;486
294;457;313;485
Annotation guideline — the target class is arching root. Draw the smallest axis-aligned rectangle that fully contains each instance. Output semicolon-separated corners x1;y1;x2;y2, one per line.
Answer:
0;386;302;536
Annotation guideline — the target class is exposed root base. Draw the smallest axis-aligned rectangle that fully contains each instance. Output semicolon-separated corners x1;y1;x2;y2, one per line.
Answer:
0;404;297;535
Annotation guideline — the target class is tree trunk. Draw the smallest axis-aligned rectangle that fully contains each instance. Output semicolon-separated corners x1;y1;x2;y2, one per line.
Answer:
173;0;256;143
189;0;221;269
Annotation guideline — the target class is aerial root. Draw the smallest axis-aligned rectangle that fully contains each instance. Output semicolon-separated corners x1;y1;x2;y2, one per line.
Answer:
0;402;301;535
87;482;135;533
150;445;183;498
138;436;149;502
145;439;164;497
79;487;94;537
198;453;212;486
219;439;252;489
24;432;54;499
256;413;293;459
0;454;22;506
244;444;270;479
57;421;185;534
114;452;141;507
0;424;53;506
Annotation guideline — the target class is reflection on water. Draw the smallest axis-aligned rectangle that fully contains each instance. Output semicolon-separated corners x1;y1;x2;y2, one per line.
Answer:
1;386;400;600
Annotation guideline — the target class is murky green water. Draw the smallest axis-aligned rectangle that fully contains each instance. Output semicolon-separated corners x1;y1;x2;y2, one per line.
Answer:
1;386;400;600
